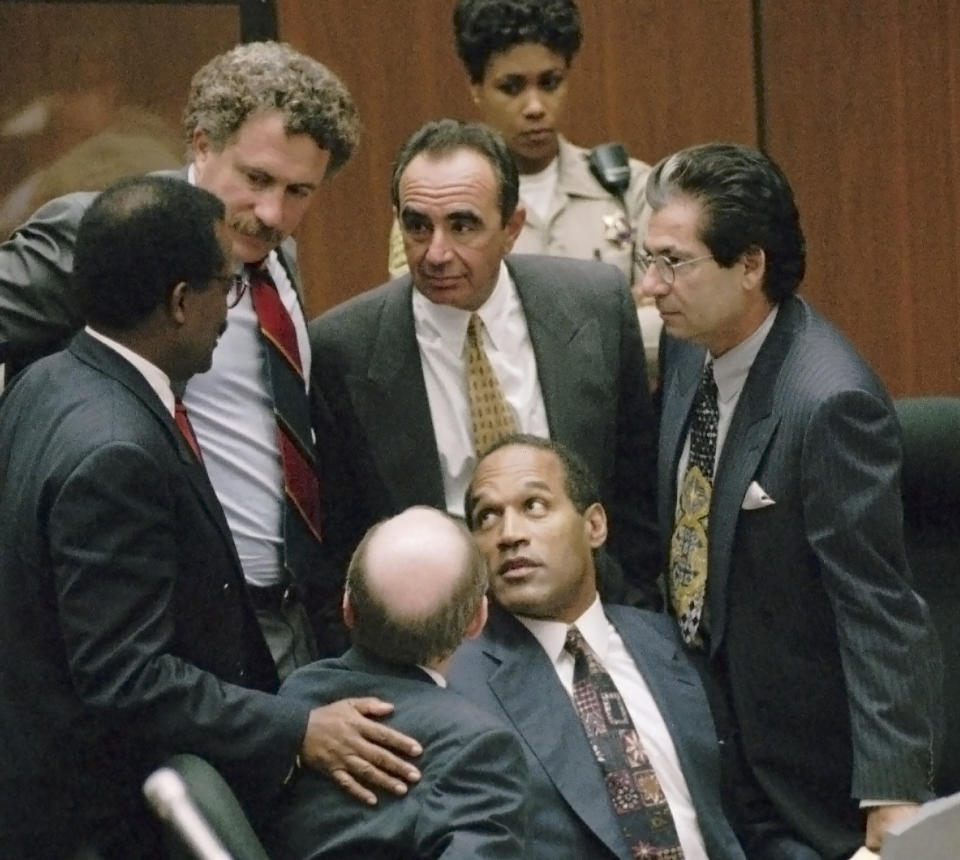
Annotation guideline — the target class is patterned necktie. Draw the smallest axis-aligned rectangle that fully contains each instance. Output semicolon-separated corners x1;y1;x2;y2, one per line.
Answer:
669;361;719;648
564;626;684;859
174;397;203;463
247;264;323;582
465;313;517;455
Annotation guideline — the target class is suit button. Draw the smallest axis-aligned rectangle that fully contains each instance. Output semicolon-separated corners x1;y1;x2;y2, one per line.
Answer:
222;582;231;593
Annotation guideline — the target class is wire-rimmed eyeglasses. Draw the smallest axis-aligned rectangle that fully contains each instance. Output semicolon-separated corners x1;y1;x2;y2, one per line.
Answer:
212;273;247;308
635;250;713;285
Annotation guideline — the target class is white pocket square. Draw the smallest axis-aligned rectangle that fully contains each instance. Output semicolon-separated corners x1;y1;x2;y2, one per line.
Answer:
742;481;776;510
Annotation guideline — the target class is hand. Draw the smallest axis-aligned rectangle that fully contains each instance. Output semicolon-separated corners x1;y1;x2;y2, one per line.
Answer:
864;803;919;851
299;697;422;806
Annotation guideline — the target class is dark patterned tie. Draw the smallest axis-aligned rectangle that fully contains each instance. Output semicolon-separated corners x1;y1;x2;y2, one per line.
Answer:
669;361;719;647
465;313;517;455
564;626;684;859
247;264;322;583
174;397;203;463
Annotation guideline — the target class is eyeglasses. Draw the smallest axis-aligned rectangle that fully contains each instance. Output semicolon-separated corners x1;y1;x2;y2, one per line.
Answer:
212;273;247;308
635;250;713;285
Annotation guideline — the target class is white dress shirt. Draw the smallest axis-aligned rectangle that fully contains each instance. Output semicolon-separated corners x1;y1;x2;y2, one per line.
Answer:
518;597;709;859
182;164;311;587
85;326;175;416
675;306;778;486
413;261;549;515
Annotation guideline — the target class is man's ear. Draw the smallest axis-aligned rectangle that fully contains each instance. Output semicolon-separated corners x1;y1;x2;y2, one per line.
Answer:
502;203;527;254
191;129;213;167
469;82;482;107
583;502;608;550
741;246;766;293
168;282;189;325
464;595;488;640
341;589;355;629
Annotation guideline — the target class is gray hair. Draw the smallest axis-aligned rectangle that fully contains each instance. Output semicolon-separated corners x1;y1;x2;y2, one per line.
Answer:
182;41;360;177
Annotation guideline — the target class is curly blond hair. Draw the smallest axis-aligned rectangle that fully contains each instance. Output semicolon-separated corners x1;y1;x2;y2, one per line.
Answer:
182;41;360;177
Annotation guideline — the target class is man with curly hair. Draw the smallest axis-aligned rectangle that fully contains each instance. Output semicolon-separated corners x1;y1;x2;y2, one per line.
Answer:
1;41;354;670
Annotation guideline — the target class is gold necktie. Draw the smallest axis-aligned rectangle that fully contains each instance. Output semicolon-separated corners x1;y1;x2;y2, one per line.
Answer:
466;313;517;456
669;361;719;648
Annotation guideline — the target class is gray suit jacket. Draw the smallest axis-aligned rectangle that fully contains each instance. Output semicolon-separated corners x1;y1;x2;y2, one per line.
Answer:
446;604;745;860
268;646;529;860
309;254;660;600
658;295;942;858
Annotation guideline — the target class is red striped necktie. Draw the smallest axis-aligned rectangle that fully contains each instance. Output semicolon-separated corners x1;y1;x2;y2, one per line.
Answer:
247;264;323;582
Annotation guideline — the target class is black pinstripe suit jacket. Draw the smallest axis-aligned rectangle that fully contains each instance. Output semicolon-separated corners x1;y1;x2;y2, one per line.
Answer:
657;295;942;858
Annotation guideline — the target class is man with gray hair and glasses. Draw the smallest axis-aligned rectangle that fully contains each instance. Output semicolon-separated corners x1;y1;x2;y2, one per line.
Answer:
641;142;941;859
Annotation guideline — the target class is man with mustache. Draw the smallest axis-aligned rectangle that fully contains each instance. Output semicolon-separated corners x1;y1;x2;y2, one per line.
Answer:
446;434;744;859
1;41;354;674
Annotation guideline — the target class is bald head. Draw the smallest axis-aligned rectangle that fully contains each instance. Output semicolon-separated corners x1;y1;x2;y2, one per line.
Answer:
345;507;488;667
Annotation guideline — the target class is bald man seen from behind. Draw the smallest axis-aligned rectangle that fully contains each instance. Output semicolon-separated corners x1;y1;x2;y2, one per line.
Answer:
266;506;529;860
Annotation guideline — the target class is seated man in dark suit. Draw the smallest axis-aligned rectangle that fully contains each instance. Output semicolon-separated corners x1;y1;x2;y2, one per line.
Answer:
267;506;529;860
447;434;746;860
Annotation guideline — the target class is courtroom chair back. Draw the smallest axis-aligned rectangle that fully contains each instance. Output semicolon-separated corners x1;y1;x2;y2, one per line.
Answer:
896;396;960;795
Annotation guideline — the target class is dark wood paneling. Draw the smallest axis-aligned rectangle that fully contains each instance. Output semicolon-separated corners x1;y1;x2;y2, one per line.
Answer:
0;2;238;233
761;0;960;395
277;0;756;315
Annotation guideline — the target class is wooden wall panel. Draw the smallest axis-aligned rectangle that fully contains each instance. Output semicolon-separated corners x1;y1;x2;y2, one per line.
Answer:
277;0;756;315
761;0;960;395
0;3;239;235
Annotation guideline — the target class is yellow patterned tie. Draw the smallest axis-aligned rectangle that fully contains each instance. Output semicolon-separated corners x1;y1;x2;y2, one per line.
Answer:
670;361;719;648
466;313;517;455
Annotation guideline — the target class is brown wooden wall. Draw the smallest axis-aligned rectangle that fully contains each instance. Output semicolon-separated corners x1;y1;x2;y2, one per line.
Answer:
2;1;957;395
276;0;958;396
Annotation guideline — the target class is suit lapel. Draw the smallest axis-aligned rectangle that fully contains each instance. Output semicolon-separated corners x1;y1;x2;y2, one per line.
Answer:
482;607;628;859
706;298;802;652
348;280;445;509
68;331;242;573
606;605;719;803
509;258;609;470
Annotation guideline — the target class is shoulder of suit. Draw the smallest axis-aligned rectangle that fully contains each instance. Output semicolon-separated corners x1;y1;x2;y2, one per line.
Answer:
605;604;686;648
509;252;626;294
310;277;408;334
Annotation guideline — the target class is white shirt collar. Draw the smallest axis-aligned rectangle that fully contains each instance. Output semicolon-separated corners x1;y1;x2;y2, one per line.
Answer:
710;305;778;405
516;593;608;666
417;665;447;687
411;261;516;354
84;326;175;416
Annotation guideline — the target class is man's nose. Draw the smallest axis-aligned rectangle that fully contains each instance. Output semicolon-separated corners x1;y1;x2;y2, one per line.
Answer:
497;507;527;548
254;188;285;229
424;227;453;265
640;264;669;299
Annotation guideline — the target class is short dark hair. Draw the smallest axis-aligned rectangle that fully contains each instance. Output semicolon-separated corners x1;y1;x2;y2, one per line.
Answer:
183;41;360;177
464;433;601;528
645;142;806;303
390;118;519;226
74;175;225;331
346;509;488;666
453;0;583;83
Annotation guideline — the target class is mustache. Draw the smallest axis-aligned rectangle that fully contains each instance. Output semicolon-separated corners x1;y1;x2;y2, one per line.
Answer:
229;214;283;247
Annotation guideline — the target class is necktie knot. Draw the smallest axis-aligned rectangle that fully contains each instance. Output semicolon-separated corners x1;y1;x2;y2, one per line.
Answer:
564;625;588;658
